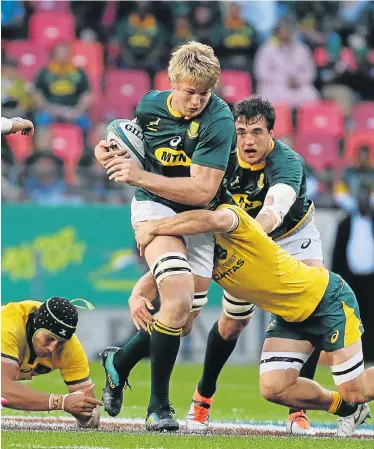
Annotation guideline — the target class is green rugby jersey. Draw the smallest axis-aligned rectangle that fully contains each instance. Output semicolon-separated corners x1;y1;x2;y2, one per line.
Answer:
135;90;236;212
227;139;313;240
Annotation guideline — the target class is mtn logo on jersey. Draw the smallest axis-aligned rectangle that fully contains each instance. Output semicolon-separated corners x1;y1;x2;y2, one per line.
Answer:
232;194;262;211
187;121;199;139
155;148;192;166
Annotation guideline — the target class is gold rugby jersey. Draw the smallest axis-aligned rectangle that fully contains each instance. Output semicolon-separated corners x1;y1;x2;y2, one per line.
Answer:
213;205;329;322
1;300;90;385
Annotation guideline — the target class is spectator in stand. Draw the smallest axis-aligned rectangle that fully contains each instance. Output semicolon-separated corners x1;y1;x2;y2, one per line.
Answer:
1;0;26;40
116;1;167;73
33;43;92;131
22;152;67;205
254;17;320;108
334;146;374;212
171;16;196;50
332;182;374;363
69;1;108;43
211;2;258;71
321;32;374;117
2;57;33;120
188;1;221;45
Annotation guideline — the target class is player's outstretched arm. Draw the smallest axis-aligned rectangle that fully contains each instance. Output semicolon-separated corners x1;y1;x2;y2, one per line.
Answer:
1;360;102;415
135;209;237;255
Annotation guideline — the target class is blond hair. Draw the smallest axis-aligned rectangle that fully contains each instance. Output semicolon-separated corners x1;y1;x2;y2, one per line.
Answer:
168;41;220;91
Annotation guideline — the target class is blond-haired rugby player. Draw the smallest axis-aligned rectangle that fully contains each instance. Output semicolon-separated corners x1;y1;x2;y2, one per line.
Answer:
133;204;372;438
1;297;102;427
95;41;236;431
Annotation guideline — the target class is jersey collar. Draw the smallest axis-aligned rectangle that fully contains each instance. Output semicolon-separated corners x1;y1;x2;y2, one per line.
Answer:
237;139;275;171
167;93;183;118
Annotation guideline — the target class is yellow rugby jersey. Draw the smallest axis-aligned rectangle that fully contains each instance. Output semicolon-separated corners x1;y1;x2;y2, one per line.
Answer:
213;205;330;322
1;301;90;385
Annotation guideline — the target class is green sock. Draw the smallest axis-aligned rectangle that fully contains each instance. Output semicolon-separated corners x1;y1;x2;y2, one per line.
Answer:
198;321;238;398
328;391;358;417
148;320;182;412
114;329;150;384
289;348;321;415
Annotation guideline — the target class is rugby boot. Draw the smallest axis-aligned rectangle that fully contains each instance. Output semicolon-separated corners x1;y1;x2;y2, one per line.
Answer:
286;410;314;435
337;403;371;437
185;388;213;432
100;346;130;417
145;404;179;431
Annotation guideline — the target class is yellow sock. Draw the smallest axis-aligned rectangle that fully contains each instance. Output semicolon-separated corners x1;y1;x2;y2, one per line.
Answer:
328;391;343;414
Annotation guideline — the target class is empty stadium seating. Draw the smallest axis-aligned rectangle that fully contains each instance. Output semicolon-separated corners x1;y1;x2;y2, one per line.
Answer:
154;70;171;91
345;130;374;163
352;102;374;131
5;133;33;163
5;40;48;82
272;103;293;137
298;102;344;137
220;71;252;104
29;12;75;49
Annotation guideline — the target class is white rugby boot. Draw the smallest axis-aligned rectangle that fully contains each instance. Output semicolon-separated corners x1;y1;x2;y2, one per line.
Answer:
337;403;371;437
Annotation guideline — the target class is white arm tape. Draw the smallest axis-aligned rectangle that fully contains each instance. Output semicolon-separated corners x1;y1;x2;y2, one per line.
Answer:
1;117;12;134
227;209;239;232
258;183;297;232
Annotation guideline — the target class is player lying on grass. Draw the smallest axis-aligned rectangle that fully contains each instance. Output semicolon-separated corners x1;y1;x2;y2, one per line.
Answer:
1;297;102;428
133;204;372;437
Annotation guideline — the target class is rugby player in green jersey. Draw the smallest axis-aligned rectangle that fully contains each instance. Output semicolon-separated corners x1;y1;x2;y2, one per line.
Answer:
94;42;236;431
105;95;330;434
184;95;325;434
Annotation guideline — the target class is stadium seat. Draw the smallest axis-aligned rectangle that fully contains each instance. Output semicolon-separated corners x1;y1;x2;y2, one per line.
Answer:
220;71;252;104
313;47;328;67
5;133;33;163
107;42;120;67
72;41;104;77
51;124;83;170
105;70;151;118
29;0;70;12
340;48;357;70
345;130;374;164
369;50;374;64
5;40;48;83
352;102;374;131
29;12;75;49
154;70;171;91
298;102;344;137
295;132;341;172
272;103;292;137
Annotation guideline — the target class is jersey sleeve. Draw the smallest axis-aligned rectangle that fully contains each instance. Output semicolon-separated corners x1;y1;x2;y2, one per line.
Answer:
59;335;90;385
1;305;23;363
192;118;235;171
268;155;304;196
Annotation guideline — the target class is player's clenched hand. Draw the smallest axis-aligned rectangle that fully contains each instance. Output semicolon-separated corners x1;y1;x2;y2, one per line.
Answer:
106;157;144;185
94;140;128;168
128;294;155;331
7;118;34;136
63;387;103;418
134;222;156;256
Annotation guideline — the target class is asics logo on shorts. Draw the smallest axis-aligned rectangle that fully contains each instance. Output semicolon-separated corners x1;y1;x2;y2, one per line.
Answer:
301;238;312;249
330;330;340;344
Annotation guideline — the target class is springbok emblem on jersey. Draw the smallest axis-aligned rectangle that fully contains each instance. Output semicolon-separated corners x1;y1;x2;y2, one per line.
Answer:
187;121;199;139
257;173;265;189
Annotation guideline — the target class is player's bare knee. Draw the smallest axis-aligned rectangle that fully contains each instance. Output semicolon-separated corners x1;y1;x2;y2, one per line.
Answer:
259;375;292;404
218;315;250;340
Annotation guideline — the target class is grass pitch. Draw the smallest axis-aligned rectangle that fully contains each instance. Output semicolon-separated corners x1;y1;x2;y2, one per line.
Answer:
2;361;373;448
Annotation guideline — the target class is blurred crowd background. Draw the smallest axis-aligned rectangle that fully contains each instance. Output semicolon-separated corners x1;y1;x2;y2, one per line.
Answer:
2;0;374;361
2;0;374;209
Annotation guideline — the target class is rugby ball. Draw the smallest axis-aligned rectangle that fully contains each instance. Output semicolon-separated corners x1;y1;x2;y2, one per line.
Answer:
105;119;145;168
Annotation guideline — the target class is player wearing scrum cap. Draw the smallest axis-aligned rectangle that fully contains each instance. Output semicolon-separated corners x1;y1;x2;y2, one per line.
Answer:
95;41;236;431
1;297;102;428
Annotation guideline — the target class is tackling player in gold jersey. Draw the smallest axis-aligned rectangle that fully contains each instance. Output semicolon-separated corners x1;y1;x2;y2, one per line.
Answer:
135;204;372;437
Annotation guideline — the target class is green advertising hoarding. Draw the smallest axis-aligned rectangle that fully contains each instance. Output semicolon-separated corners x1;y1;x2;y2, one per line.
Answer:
2;204;222;307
